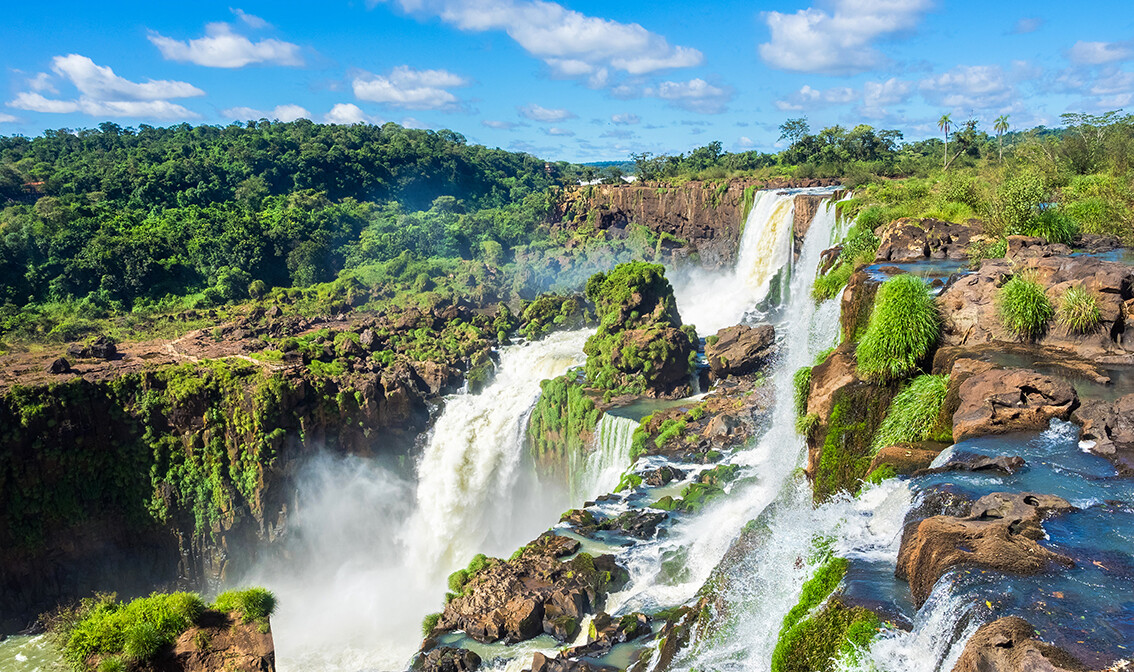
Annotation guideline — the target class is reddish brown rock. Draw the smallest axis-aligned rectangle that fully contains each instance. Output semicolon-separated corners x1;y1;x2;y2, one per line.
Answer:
952;368;1077;441
840;270;880;342
951;617;1090;672
526;652;617;672
868;444;942;476
159;610;275;672
874;218;976;263
896;492;1075;608
705;324;776;380
1072;394;1134;475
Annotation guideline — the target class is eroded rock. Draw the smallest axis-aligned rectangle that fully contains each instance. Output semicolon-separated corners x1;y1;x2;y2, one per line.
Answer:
913;453;1026;477
420;647;481;672
705;324;776;380
952;368;1077;441
951;617;1091;672
162;610;275;672
1072;394;1134;475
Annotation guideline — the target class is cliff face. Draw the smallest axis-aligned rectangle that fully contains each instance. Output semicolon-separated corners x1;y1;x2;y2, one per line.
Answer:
555;178;841;269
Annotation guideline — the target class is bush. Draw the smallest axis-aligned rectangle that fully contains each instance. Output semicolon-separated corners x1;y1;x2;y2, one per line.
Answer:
1009;209;1078;245
1057;285;1102;334
212;588;276;623
422;612;441;636
967;238;1007;268
871;375;950;451
995;172;1045;235
56;592;206;666
997;274;1053;341
855;275;940;382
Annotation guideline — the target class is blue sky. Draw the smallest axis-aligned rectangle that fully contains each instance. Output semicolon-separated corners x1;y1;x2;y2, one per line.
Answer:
2;1;1132;161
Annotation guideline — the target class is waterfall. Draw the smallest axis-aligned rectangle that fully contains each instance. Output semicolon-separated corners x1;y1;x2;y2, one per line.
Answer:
246;330;591;672
571;413;639;504
674;188;833;335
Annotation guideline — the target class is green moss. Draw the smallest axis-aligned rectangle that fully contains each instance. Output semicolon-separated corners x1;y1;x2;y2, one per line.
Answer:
864;463;898;485
997;273;1054;341
871;374;950;451
812;262;854;302
793;367;813;418
615;472;643;493
526;374;602;477
1056;285;1102;334
856;274;940;382
654;418;688;449
813;384;893;502
795;413;819;439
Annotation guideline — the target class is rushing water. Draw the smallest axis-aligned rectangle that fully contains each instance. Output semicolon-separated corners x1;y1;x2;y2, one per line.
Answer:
570;413;640;505
248;330;590;672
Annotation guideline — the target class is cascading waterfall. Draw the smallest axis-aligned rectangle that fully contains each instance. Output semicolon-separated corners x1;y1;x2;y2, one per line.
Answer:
246;330;590;672
570;413;639;504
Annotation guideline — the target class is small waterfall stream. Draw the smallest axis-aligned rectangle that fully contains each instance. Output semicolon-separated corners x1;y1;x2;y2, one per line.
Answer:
571;413;639;504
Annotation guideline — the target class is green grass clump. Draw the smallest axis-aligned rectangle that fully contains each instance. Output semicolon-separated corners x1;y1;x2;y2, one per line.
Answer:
795;413;819;439
422;612;441;636
967;237;1007;268
1009;209;1079;245
812;262;854;302
58;592;205;666
997;274;1053;341
855;275;940;382
793;367;813;418
212;588;276;624
871;374;950;451
1056;286;1102;334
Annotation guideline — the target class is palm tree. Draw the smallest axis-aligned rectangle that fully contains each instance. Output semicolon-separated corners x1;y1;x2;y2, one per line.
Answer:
994;115;1010;161
938;114;953;169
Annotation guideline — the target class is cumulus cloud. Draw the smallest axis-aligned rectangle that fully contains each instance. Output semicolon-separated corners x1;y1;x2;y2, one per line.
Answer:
1011;17;1043;34
353;65;469;110
919;65;1015;109
7;55;203;119
27;72;57;93
737;136;755;148
611;113;640;125
375;0;701;87
544;126;575;136
519;103;576;122
231;8;271;30
482;119;521;129
861;77;914;118
650;78;733;114
759;0;931;75
0;113;19;123
223;103;311;122
324;103;381;124
1068;41;1133;66
149;22;302;68
774;84;859;111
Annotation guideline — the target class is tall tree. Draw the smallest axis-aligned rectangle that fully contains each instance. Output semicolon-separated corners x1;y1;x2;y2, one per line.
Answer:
778;118;811;146
938;113;953;169
994;114;1010;161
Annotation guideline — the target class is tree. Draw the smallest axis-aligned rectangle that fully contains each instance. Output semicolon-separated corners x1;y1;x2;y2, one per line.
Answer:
994;115;1010;161
778;118;811;146
938;114;953;169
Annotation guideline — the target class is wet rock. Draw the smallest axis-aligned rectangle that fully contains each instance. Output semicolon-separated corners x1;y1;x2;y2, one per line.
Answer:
868;443;942;476
874;218;975;263
526;652;617;672
896;492;1075;607
951;617;1091;672
1072;394;1134;475
436;533;628;645
564;611;651;658
642;465;684;487
560;509;598;529
913;453;1027;477
420;647;482;672
705;324;776;380
600;510;667;539
840;270;881;342
952;368;1078;441
47;358;71;374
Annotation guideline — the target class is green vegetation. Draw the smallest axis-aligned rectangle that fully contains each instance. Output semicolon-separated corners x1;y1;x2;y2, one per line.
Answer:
527;374;601;474
1056;285;1102;334
855;275;940;382
44;588;273;670
811;217;881;302
421;612;442;637
446;553;491;597
813;385;892;501
871;375;951;451
582;262;695;395
793;367;812;418
771;554;880;672
997;273;1054;341
795;413;820;439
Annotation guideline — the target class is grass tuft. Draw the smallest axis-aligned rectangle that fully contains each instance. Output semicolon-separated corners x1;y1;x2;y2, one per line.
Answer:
50;592;206;667
871;374;950;451
855;275;940;382
1056;285;1102;334
211;588;276;624
997;273;1053;341
793;367;813;418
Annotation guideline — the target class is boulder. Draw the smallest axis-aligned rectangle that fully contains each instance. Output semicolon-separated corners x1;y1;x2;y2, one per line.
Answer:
951;617;1090;672
896;492;1075;607
875;220;929;262
88;336;117;360
526;652;616;672
705;324;776;379
840;270;881;342
47;358;71;374
913;453;1026;477
868;444;942;476
564;611;651;658
420;647;481;672
164;610;275;672
952;368;1077;441
642;465;684;487
359;328;380;351
1072;394;1134;475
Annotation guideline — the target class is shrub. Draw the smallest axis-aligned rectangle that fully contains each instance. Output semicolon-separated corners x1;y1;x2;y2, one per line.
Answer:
422;612;441;636
812;262;853;302
57;592;206;666
855;275;940;382
967;237;1007;268
995;172;1045;235
871;375;950;451
793;367;812;418
1009;209;1078;245
212;588;276;623
1057;285;1101;334
997;274;1053;341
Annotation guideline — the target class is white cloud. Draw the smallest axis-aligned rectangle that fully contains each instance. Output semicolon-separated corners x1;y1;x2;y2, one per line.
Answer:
600;128;634;139
482;119;520;129
148;22;302;68
544;126;575;136
519;103;576;122
1068;41;1133;66
27;73;56;94
375;0;702;86
759;0;931;75
919;65;1015;110
1011;17;1043;34
325;103;381;124
7;55;203;120
400;117;430;129
651;78;733;114
738;136;755;148
0;113;19;123
353;65;469;110
231;8;271;30
222;104;311;122
861;77;914;117
611;113;640;125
